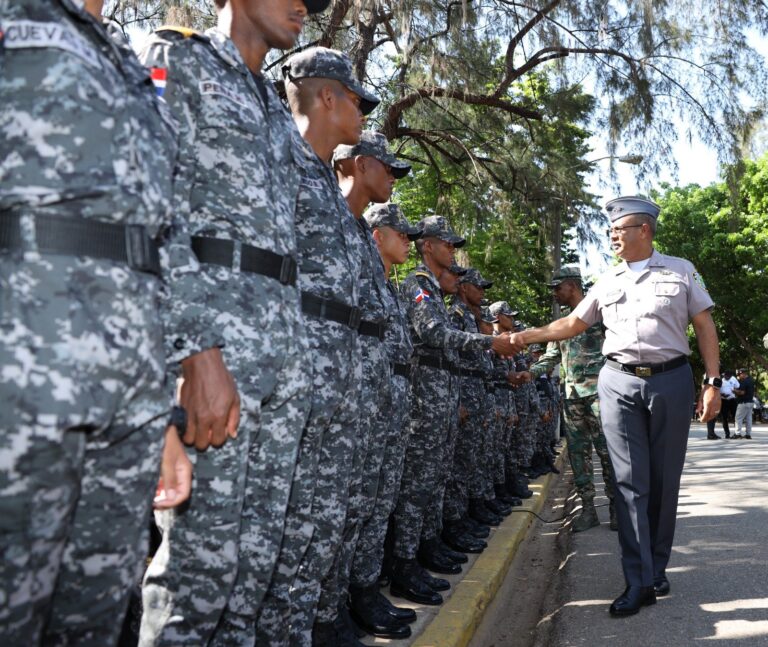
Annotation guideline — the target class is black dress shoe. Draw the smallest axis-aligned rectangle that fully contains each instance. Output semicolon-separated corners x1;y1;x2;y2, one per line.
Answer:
415;564;450;591
376;592;417;624
390;559;443;606
436;538;468;563
461;515;491;538
486;497;512;516
348;587;412;639
609;585;656;617
442;524;487;554
653;575;670;596
417;539;462;574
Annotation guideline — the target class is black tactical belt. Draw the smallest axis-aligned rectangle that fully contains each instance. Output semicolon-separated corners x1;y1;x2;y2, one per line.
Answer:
358;319;387;340
191;236;297;286
415;354;451;372
392;362;411;378
0;214;161;276
605;355;688;377
301;292;362;329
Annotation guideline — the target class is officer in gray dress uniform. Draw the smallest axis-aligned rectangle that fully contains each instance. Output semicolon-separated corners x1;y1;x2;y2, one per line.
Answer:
510;196;721;617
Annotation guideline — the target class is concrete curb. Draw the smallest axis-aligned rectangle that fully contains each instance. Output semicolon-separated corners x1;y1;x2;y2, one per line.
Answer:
412;447;568;647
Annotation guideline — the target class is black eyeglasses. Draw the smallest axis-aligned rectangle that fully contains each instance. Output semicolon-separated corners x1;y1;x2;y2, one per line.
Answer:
606;224;644;237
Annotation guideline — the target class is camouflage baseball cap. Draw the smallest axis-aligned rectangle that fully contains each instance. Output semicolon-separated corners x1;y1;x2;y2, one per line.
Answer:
489;301;519;318
282;47;379;115
479;307;499;324
303;0;332;13
363;203;422;240
446;262;468;276
529;343;543;353
459;268;493;289
333;131;411;179
513;320;526;332
417;215;466;248
547;265;582;287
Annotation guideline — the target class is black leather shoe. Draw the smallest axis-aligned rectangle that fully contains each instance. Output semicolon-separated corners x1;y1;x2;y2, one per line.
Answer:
376;592;417;624
348;586;411;639
390;558;443;606
508;475;534;499
417;539;462;575
609;585;656;617
653;575;670;596
436;537;468;563
461;515;491;538
332;607;367;646
415;564;450;591
469;499;502;526
442;526;487;554
485;497;512;516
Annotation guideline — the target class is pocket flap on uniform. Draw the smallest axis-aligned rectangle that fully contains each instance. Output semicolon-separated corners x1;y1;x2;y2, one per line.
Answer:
603;289;624;305
654;281;681;296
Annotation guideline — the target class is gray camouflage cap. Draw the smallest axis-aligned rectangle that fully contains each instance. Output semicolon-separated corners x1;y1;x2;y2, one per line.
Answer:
547;265;582;287
364;203;422;240
282;47;379;115
333;131;411;179
446;262;468;276
529;343;543;353
459;267;493;289
479;307;499;324
417;215;466;248
489;300;519;318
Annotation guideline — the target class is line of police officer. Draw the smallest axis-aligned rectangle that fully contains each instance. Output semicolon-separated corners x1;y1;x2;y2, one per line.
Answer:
1;1;562;645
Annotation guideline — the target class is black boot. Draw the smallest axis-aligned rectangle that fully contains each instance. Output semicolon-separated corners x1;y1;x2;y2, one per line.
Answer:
332;606;366;646
414;563;450;591
435;536;468;563
462;514;491;538
469;498;502;526
442;520;487;554
375;591;417;624
312;620;339;647
417;538;462;574
508;474;533;499
348;585;411;639
485;497;512;517
495;482;523;506
390;558;443;605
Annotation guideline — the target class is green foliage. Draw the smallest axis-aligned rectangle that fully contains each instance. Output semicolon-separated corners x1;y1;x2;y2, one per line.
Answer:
654;156;768;380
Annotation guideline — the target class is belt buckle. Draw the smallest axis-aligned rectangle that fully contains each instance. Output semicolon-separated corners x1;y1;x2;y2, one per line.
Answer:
349;307;362;329
125;224;154;273
635;366;652;377
279;255;297;285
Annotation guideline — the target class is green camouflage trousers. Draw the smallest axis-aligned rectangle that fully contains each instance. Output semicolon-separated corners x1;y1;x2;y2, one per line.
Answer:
562;395;615;501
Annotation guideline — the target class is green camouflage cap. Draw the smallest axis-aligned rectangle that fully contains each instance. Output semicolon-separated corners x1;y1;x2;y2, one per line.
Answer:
363;203;422;240
489;300;519;318
459;267;493;289
282;47;379;115
333;131;411;179
547;265;582;287
417;215;466;248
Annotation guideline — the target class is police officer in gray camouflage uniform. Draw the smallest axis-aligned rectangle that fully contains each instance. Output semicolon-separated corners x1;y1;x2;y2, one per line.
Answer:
391;221;517;608
138;1;330;643
258;47;376;647
0;0;194;643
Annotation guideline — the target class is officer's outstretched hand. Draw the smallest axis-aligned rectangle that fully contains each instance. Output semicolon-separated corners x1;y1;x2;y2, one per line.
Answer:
179;347;241;450
491;331;517;357
508;332;527;353
154;425;193;509
697;386;722;423
507;371;531;385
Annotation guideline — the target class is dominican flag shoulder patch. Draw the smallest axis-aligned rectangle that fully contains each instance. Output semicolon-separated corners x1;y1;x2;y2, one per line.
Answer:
414;288;431;303
150;67;167;97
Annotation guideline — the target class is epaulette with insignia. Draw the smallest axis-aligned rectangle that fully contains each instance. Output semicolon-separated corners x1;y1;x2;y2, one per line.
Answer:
156;25;209;43
454;306;464;316
414;271;432;279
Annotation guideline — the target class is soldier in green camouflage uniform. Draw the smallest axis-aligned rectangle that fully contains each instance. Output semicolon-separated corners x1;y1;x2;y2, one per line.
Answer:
0;1;192;644
138;2;333;644
529;266;617;532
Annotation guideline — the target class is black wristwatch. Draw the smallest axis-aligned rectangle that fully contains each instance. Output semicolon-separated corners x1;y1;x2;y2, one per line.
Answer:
703;376;722;388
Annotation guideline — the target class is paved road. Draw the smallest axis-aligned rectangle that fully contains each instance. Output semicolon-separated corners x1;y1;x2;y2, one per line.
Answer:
538;423;768;646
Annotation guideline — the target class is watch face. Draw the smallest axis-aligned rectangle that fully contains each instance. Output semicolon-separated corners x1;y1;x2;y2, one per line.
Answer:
714;377;723;388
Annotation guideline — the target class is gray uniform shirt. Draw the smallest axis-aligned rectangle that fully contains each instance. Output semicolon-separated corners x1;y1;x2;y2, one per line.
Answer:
573;250;714;364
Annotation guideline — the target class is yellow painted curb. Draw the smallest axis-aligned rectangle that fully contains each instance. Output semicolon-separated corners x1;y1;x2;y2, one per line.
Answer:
412;446;567;647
